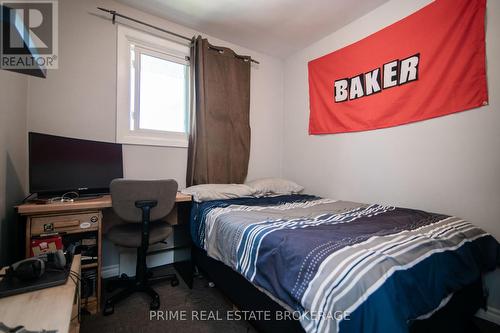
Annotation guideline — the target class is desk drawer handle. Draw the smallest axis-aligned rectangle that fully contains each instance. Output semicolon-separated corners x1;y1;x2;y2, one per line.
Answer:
54;220;81;228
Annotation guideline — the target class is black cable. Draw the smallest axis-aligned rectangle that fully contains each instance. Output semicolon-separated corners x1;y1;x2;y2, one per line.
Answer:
69;270;81;285
70;275;81;286
22;192;36;203
49;191;80;203
71;313;80;322
69;269;81;323
69;273;81;284
69;273;79;287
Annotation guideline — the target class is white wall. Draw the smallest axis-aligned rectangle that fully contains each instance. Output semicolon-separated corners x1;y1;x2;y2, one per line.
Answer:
27;0;284;188
0;70;28;266
283;0;500;311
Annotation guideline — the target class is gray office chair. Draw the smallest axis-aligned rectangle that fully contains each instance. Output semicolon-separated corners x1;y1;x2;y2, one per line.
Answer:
103;179;179;315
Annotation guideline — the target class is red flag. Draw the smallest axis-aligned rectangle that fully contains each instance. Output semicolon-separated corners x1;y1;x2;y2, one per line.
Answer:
308;0;488;134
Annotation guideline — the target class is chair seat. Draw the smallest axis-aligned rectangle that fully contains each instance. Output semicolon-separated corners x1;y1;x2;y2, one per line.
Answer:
107;221;173;248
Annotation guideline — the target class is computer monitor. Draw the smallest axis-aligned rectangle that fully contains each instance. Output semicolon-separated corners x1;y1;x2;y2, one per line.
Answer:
29;132;123;197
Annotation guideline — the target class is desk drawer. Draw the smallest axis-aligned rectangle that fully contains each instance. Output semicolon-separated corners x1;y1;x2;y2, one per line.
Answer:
31;212;101;235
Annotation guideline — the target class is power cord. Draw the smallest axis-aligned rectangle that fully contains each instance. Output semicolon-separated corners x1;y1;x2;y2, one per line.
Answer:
48;191;79;203
69;269;81;323
21;192;37;203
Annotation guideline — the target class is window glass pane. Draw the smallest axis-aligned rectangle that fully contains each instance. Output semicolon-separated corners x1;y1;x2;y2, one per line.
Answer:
129;46;136;131
139;53;187;132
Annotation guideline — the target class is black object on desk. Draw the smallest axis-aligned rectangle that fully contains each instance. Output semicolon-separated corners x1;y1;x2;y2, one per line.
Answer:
0;322;57;333
0;254;73;298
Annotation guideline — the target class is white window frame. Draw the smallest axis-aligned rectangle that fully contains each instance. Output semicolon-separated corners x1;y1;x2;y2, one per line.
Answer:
116;25;190;147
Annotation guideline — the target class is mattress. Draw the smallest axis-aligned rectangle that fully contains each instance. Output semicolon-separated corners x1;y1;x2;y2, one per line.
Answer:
189;195;499;333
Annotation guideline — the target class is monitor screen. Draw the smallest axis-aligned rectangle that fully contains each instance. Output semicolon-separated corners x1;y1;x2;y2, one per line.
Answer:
29;132;123;196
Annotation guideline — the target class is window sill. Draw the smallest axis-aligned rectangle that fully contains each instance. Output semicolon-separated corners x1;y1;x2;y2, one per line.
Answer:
117;132;188;148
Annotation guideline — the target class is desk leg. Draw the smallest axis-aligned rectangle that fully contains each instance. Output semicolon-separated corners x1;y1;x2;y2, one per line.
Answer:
25;218;31;258
173;259;194;289
97;215;102;312
172;218;194;289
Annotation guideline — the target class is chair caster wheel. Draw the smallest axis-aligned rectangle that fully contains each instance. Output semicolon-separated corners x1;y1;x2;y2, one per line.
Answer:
103;303;114;316
171;278;179;287
150;297;160;310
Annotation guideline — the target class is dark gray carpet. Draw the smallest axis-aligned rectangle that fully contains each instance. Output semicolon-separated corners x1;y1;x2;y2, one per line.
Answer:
81;266;257;333
474;318;500;333
81;266;500;333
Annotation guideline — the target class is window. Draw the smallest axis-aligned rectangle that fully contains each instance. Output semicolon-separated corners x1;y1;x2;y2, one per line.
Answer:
117;26;190;147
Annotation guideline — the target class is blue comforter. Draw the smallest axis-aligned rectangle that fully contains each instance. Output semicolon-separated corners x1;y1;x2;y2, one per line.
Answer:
190;195;499;333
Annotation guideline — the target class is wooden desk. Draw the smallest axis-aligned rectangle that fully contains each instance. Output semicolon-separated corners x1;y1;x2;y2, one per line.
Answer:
17;193;192;215
0;255;81;333
15;193;192;314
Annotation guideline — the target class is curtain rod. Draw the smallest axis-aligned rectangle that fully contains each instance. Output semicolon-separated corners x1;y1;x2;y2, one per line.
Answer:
97;7;260;64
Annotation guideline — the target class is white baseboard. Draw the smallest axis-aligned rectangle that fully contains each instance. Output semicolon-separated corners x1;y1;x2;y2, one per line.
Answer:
476;306;500;326
102;248;190;279
119;250;174;276
101;264;119;279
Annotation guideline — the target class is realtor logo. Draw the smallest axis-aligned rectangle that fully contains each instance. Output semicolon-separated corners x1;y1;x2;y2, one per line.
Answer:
1;0;58;70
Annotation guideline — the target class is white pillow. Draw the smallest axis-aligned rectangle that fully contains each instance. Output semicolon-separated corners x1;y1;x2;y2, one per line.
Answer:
246;178;304;196
181;184;257;202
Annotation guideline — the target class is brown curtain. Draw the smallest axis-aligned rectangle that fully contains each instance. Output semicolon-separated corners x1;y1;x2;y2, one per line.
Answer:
186;36;251;186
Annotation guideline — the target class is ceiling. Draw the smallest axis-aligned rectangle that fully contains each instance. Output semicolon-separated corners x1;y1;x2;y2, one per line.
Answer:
114;0;390;58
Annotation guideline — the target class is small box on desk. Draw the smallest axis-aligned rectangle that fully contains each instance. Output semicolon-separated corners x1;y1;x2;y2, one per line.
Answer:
30;235;63;256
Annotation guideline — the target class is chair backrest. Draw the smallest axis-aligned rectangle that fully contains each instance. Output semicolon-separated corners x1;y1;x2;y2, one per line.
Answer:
110;179;178;223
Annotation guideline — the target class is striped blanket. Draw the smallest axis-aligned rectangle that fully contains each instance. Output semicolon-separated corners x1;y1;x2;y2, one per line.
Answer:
190;195;499;333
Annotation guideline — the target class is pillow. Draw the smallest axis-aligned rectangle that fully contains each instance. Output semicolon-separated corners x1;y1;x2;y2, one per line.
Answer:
245;178;304;196
181;184;257;202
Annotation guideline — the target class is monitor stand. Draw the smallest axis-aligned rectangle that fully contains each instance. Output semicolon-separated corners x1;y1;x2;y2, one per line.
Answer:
73;194;104;201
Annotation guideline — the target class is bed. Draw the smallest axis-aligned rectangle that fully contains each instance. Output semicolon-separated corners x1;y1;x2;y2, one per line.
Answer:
189;194;500;333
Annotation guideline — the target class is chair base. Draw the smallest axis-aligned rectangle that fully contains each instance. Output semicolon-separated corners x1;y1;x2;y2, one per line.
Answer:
103;271;179;315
